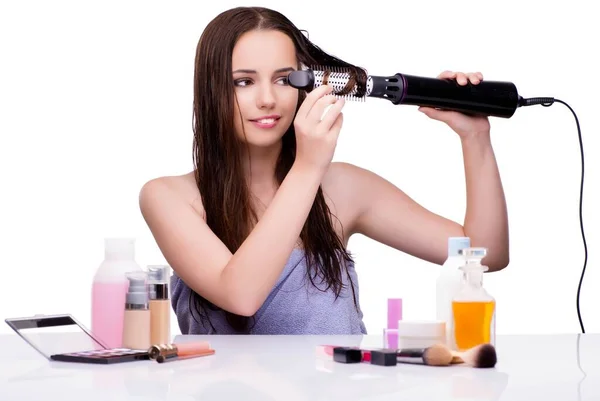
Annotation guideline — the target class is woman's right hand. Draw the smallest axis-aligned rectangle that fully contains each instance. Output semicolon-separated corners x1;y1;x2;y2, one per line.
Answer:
293;85;345;173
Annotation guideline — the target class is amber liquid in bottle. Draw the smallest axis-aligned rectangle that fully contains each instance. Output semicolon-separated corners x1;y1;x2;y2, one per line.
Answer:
450;247;496;351
452;300;495;351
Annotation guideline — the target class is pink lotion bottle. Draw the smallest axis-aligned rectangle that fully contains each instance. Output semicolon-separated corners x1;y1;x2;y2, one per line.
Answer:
91;238;142;348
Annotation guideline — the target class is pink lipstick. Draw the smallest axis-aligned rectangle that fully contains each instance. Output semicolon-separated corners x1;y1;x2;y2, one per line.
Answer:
250;114;280;129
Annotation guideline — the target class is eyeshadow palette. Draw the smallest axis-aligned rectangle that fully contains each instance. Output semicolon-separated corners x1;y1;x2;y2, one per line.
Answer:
50;348;150;364
5;314;152;365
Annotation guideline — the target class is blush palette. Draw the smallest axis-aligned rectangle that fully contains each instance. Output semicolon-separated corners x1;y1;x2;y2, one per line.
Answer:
50;348;150;364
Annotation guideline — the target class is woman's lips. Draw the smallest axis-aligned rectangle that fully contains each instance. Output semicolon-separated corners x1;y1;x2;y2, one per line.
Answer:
250;115;280;129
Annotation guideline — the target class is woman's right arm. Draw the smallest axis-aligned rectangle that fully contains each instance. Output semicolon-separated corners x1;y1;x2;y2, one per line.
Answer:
140;85;344;317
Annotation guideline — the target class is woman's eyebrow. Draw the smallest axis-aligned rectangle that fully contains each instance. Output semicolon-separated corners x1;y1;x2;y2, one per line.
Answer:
232;67;296;74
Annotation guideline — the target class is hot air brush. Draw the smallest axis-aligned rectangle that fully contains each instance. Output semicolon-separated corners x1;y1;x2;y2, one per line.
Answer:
287;66;555;118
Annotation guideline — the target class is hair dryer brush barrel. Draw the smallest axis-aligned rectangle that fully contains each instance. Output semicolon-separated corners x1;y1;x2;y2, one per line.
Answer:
287;67;521;118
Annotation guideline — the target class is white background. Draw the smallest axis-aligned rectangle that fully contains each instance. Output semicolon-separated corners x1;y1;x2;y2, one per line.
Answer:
1;0;598;337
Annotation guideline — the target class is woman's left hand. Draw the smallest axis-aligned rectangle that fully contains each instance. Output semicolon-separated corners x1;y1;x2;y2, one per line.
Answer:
418;70;491;140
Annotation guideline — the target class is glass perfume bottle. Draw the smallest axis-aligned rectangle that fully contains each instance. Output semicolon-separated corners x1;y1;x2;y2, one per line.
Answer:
451;247;496;351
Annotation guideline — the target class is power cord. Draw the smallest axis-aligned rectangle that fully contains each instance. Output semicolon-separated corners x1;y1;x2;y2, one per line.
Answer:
576;334;586;401
518;96;587;334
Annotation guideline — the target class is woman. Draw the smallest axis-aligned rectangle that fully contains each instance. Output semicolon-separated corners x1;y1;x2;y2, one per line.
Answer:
139;6;510;335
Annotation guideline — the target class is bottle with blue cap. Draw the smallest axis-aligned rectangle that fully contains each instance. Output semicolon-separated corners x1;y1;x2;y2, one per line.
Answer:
435;236;470;349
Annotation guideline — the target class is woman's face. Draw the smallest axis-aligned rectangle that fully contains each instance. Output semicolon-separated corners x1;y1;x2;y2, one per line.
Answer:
231;29;299;148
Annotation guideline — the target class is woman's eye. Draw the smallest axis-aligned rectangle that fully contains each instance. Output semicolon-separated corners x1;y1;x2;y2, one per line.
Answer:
234;79;252;87
234;77;289;87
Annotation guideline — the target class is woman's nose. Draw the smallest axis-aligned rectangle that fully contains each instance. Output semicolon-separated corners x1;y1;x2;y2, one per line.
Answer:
256;84;276;109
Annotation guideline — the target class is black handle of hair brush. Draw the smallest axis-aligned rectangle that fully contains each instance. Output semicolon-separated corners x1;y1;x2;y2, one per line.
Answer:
372;73;521;118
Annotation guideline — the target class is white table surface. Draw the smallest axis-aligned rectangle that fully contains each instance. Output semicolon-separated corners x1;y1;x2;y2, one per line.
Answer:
1;332;598;400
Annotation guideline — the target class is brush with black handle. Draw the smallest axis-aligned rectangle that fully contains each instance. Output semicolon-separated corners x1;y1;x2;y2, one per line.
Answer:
287;66;554;118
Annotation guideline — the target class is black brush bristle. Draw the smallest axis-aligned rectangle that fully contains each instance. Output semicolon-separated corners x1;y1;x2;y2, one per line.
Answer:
474;344;497;368
310;65;352;74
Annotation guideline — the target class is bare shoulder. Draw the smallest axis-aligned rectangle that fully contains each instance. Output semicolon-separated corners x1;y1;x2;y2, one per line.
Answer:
323;161;375;181
322;162;360;193
139;171;205;219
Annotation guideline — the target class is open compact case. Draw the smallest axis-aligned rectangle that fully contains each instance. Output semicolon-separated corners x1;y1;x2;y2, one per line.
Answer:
5;314;150;364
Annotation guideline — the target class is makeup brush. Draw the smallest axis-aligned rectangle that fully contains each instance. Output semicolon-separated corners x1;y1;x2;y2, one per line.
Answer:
451;344;497;368
395;343;454;367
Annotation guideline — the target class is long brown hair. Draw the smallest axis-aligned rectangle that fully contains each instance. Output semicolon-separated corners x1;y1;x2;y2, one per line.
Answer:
191;6;367;332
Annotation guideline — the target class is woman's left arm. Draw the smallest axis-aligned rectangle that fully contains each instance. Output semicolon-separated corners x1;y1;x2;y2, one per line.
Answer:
455;121;510;271
349;70;510;272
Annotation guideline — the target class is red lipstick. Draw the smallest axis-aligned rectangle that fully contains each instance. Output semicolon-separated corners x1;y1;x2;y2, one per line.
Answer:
316;345;372;363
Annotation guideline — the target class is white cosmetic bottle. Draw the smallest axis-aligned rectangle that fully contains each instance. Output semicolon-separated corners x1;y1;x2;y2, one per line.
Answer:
436;236;470;348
